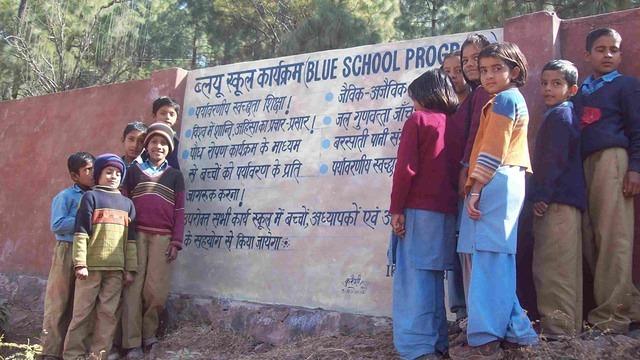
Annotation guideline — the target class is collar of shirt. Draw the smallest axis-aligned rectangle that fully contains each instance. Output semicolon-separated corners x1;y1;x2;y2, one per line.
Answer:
543;100;573;118
71;183;86;193
581;70;621;95
140;159;168;176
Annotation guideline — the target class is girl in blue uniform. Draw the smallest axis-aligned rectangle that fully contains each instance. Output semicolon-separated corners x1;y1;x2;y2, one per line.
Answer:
450;43;538;359
389;69;461;360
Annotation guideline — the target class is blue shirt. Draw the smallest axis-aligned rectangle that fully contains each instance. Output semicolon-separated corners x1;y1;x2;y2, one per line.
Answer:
140;159;168;177
580;70;621;96
50;184;86;242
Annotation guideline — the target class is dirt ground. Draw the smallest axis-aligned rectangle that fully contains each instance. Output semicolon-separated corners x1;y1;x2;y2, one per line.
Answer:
3;320;640;359
148;321;640;360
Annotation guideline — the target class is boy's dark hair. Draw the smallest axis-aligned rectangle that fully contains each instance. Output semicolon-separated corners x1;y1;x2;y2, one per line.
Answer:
122;121;148;139
67;152;95;174
460;33;491;85
408;69;459;115
542;60;579;87
585;27;621;52
152;96;180;115
478;42;528;88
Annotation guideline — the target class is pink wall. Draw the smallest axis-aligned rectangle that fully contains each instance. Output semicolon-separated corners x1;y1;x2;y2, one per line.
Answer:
0;68;187;275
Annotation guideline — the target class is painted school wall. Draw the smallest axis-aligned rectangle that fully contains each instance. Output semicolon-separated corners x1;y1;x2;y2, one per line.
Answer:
0;8;639;315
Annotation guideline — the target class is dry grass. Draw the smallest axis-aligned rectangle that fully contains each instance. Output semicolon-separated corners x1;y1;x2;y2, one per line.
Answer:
151;322;640;360
1;319;639;359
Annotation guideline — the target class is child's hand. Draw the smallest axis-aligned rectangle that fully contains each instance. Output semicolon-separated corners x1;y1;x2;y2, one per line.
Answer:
124;272;135;286
623;171;640;197
165;244;178;262
391;214;406;238
466;194;482;220
533;201;548;217
75;267;88;280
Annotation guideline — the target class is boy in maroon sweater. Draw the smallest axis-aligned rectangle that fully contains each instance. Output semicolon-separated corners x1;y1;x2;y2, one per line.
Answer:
120;122;185;358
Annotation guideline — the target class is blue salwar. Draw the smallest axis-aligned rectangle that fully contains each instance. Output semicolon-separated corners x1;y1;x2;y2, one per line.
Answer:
447;199;468;319
458;166;538;346
391;208;456;359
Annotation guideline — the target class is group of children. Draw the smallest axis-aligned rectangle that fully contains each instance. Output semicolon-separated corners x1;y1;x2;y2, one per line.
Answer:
390;27;640;360
41;97;186;360
37;25;640;360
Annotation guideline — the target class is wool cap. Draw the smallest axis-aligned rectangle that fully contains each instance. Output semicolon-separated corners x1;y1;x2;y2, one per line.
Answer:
93;153;126;186
144;122;175;154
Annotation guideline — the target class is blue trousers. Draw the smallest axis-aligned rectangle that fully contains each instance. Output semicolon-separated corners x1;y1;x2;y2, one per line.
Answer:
448;200;467;318
392;209;454;359
447;264;467;319
466;250;538;346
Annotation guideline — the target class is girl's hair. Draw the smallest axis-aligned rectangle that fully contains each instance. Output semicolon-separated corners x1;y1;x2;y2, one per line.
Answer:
478;42;528;88
460;33;491;86
442;50;461;63
408;69;459;115
122;121;148;139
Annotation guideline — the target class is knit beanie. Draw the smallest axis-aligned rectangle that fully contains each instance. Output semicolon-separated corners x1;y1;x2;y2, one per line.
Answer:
93;153;126;186
144;122;175;154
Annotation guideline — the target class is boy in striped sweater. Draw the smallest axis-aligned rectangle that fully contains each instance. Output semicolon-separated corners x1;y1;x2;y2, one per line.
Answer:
63;154;137;359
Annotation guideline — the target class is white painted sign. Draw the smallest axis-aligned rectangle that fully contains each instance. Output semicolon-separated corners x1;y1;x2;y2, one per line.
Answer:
176;29;502;316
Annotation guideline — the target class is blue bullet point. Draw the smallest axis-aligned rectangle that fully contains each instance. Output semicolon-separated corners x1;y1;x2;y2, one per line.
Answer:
323;116;332;125
324;92;334;102
185;129;193;138
319;164;329;174
321;139;331;149
182;150;190;160
188;107;195;116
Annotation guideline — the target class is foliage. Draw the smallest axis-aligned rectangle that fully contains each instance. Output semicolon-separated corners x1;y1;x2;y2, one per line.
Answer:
1;0;638;100
0;336;42;360
395;0;640;39
0;299;8;334
165;348;203;359
278;0;391;56
2;1;148;98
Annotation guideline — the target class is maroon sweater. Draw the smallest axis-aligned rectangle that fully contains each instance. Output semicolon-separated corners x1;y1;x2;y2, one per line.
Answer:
390;109;463;215
124;163;186;249
462;86;493;164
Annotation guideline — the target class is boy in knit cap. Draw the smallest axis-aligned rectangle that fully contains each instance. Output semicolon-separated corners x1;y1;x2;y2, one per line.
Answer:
135;96;182;169
121;122;185;359
63;154;137;360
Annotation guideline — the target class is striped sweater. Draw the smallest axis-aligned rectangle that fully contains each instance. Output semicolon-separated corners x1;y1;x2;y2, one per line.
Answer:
124;162;185;249
73;186;137;272
466;87;531;191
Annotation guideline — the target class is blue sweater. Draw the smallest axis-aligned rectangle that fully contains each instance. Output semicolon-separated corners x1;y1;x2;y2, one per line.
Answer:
50;184;86;242
573;72;640;172
530;102;586;211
